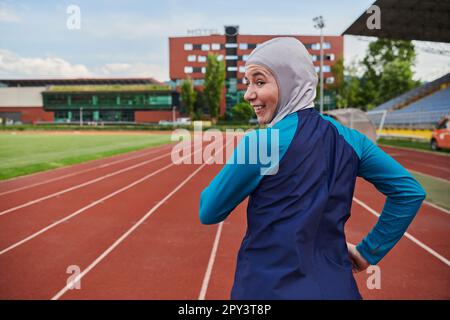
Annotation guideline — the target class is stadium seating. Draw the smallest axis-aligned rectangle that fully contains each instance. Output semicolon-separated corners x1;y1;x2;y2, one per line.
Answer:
367;73;450;128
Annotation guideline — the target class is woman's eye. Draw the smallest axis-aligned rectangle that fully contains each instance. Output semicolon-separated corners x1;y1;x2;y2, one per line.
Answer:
256;81;265;86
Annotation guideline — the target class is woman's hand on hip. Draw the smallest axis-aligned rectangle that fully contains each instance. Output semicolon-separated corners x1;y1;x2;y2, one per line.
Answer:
347;242;370;273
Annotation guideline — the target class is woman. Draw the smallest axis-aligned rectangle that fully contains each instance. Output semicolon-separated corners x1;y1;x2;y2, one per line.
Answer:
199;37;425;299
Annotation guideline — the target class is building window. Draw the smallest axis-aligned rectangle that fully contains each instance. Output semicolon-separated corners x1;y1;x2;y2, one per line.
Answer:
201;67;206;74
248;44;257;49
225;43;238;48
242;54;250;61
201;44;210;51
312;42;331;50
211;43;221;50
326;54;335;61
311;55;318;61
239;66;246;73
217;55;224;61
326;77;335;84
315;65;331;73
226;55;238;60
239;43;248;50
227;66;238;72
193;79;204;86
187;55;196;62
184;66;193;74
193;67;202;73
184;43;193;51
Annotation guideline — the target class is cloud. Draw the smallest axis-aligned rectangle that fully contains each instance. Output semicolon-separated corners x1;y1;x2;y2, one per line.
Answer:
0;49;92;78
0;49;169;81
99;63;168;81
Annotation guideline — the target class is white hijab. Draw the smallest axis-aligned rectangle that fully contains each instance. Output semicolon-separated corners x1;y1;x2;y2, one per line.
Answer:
245;37;318;127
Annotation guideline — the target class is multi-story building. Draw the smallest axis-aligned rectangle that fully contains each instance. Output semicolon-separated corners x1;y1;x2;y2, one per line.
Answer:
0;78;180;124
169;25;343;117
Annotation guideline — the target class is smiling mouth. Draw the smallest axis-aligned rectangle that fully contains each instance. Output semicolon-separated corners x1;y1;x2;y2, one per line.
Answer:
253;105;266;112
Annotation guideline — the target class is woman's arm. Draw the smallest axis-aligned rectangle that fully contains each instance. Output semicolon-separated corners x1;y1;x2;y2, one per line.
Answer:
355;135;426;265
199;130;266;224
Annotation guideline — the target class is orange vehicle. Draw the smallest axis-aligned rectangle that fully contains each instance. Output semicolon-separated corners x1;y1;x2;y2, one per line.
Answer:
431;116;450;150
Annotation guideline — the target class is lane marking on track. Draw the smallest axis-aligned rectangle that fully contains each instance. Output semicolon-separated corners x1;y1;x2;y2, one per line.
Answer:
423;200;450;215
0;142;174;185
0;141;204;256
0;143;204;256
51;145;216;300
198;222;224;300
403;160;450;173
0;144;174;197
353;197;450;267
1;161;171;255
380;144;450;158
0;151;173;217
408;169;450;184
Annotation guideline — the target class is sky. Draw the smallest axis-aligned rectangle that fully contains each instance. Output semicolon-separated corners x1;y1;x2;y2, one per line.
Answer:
0;0;449;82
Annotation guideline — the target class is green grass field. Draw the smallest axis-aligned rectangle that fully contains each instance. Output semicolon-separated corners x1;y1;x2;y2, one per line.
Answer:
412;172;450;211
0;133;172;180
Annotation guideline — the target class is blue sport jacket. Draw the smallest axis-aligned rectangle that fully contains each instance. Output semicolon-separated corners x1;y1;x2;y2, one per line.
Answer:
199;108;425;299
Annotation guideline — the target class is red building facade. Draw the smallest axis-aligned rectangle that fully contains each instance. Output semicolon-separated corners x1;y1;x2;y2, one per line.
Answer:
169;26;343;116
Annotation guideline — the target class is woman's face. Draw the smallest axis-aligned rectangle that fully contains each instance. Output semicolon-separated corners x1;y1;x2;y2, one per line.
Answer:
244;64;279;125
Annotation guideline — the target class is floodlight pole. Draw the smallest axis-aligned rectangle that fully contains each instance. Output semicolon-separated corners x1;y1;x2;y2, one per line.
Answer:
80;107;83;126
320;27;324;114
313;16;325;114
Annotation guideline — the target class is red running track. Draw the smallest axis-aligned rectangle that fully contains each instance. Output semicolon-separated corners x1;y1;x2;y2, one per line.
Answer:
0;142;448;299
380;145;450;181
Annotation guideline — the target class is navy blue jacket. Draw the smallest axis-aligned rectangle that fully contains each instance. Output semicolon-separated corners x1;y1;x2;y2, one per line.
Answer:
199;108;425;299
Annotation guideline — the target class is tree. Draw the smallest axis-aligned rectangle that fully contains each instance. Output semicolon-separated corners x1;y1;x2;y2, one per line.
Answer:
360;38;419;109
378;59;416;104
180;78;196;119
193;89;206;120
231;102;254;123
204;54;226;123
332;59;363;109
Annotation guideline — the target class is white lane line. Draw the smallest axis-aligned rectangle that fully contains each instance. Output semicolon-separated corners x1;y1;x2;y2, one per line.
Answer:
379;144;450;158
353;197;450;267
408;169;450;184
405;160;450;173
198;222;224;300
0;142;173;186
51;154;210;300
0;161;171;256
0;151;173;217
0;144;173;197
423;200;450;215
0;143;201;256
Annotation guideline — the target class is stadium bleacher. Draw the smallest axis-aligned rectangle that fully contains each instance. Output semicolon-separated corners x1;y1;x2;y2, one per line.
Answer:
367;73;450;129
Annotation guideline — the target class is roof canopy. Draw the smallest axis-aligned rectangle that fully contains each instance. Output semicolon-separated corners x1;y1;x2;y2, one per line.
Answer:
342;0;450;43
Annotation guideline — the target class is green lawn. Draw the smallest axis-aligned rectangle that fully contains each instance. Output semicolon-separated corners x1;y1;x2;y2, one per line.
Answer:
378;138;450;154
411;172;450;211
0;133;172;180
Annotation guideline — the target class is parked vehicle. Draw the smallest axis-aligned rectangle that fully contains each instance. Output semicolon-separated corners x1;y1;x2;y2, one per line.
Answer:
431;116;450;150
